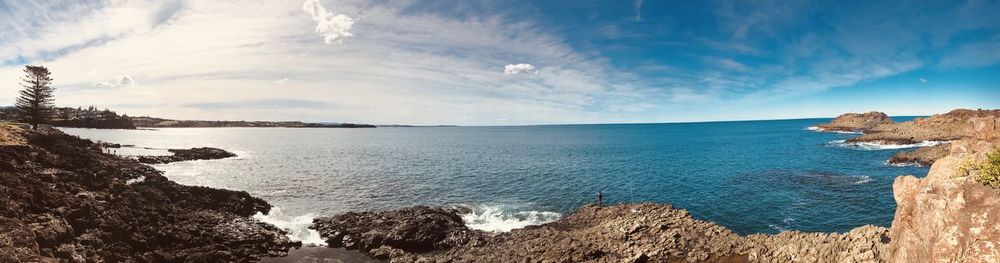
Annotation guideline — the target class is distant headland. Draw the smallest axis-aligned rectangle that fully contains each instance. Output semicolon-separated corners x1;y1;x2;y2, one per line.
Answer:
0;106;376;129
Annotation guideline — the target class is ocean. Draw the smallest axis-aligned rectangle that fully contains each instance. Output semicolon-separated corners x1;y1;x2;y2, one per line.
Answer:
60;117;931;244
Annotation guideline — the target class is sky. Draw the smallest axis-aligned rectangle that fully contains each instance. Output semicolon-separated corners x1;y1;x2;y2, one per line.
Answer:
0;0;998;125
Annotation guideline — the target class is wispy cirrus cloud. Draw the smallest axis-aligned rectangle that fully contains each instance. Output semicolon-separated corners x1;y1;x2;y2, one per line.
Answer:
0;0;661;125
0;0;996;124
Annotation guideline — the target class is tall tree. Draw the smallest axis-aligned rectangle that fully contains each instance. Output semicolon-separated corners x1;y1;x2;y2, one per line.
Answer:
16;65;55;129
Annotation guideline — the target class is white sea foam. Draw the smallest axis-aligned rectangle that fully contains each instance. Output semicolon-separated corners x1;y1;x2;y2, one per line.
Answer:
804;126;863;134
887;160;923;167
828;140;948;150
458;205;561;233
853;176;874;185
253;207;325;246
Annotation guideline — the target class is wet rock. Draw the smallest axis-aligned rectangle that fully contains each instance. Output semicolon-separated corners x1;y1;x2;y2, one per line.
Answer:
137;147;236;164
312;206;488;255
888;144;950;166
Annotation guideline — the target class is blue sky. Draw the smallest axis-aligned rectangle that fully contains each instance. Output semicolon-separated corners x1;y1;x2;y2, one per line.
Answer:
0;0;998;125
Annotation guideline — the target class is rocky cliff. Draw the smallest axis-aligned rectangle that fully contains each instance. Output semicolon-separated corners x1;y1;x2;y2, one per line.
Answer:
888;122;1000;262
0;123;298;262
815;112;894;132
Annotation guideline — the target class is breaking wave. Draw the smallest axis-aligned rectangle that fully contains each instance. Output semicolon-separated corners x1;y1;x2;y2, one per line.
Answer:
253;207;325;246
457;204;561;233
804;126;863;134
887;161;923;167
853;175;874;185
828;140;947;150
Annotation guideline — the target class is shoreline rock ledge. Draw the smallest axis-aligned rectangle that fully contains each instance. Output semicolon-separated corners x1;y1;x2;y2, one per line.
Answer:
136;147;237;164
311;204;891;262
0;123;298;262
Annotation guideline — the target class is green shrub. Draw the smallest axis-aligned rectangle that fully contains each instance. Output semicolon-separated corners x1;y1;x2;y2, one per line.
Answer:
975;147;1000;188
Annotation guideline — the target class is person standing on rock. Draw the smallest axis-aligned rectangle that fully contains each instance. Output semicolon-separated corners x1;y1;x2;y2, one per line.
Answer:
596;191;604;207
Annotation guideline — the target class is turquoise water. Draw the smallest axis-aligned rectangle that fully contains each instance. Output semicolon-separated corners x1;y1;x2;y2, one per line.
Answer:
61;117;929;236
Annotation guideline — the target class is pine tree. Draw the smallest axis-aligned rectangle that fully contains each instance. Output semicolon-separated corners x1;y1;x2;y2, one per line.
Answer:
15;65;55;129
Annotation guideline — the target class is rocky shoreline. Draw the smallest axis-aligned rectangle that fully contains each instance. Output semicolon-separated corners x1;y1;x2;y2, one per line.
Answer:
0;123;299;262
3;108;998;262
309;109;999;262
304;202;891;262
814;109;1000;166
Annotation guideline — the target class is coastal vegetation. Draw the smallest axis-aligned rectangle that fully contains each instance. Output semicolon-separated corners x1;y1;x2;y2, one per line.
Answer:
14;65;55;129
975;147;1000;187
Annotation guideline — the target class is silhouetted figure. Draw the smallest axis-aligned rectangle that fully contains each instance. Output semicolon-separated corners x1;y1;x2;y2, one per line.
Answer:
596;191;604;207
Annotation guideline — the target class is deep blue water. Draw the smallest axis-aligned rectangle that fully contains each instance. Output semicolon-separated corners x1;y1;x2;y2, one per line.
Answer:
62;117;929;236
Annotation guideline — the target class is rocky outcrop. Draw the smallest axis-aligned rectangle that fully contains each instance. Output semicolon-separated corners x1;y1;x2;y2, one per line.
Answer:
413;204;751;262
815;112;894;132
0;125;298;262
315;203;890;262
888;144;950;166
311;206;489;260
888;139;1000;263
137;147;237;164
849;109;1000;145
745;225;889;263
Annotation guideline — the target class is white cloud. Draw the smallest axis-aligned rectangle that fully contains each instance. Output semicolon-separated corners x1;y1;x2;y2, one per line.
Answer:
91;75;136;89
302;0;354;45
504;63;538;75
0;1;660;125
919;77;928;83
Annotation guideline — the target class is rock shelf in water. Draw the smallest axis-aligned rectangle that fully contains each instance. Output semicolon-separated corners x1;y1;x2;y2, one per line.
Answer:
136;147;237;164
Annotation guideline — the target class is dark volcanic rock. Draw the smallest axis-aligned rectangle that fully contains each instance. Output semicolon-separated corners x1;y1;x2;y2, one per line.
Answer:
0;124;297;262
137;147;237;164
311;206;488;259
